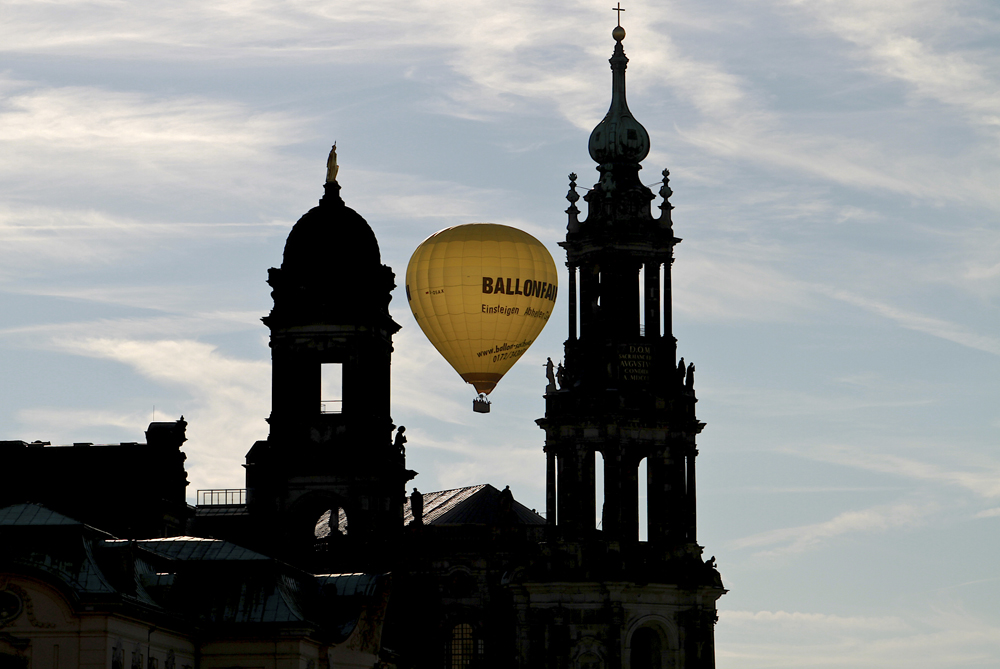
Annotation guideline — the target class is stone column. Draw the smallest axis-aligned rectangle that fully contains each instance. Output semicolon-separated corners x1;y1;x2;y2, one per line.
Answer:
686;447;698;543
602;444;622;537
646;445;667;544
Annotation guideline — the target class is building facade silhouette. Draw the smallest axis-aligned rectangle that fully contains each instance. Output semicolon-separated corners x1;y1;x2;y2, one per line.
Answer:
0;24;724;669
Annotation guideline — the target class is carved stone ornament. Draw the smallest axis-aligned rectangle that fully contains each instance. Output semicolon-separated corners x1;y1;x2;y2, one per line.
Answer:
572;636;605;669
5;584;54;629
0;589;22;628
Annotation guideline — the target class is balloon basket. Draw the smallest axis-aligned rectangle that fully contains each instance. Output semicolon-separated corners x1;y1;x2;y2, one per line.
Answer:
473;394;491;413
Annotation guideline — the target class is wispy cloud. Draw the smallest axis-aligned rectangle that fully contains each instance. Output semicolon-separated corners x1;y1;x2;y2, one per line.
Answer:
731;500;934;556
723;609;911;632
792;443;1000;499
821;287;1000;356
0;80;308;206
405;427;545;496
17;407;163;438
0;311;263;342
0;203;284;273
673;247;813;322
718;603;1000;668
784;0;1000;130
39;337;271;494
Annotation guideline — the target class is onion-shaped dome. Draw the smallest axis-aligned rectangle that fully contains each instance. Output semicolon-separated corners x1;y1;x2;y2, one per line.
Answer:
588;25;650;166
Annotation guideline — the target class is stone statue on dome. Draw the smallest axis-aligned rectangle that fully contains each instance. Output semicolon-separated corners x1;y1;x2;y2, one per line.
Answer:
325;143;339;183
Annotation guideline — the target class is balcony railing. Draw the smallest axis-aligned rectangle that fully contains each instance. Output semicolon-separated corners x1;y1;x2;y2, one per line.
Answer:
197;489;246;506
320;399;342;414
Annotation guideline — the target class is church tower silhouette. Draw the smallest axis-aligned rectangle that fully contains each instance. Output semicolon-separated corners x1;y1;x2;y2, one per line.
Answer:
0;17;728;669
236;20;725;669
510;22;726;668
244;153;414;571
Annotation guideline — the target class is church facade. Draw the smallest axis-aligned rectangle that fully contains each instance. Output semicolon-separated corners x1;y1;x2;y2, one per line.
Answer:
0;24;724;669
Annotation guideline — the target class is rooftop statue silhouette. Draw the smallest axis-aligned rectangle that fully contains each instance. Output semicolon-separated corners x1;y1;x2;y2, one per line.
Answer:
326;142;339;183
394;425;407;456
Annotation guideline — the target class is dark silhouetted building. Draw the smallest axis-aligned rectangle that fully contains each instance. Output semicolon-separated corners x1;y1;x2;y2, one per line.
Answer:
0;26;724;669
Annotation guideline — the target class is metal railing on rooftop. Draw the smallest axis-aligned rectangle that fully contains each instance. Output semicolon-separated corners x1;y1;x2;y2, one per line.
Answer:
197;488;246;506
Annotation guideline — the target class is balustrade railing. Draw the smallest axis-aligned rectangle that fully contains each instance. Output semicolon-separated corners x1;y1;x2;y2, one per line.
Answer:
197;488;246;506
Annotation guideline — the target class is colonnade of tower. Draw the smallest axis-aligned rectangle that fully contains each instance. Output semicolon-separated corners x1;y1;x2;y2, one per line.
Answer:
539;27;703;553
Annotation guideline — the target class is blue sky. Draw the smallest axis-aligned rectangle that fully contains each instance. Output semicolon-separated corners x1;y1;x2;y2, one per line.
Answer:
2;0;999;666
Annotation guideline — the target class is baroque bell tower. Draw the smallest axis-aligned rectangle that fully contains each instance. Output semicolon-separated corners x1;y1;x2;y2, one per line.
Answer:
545;20;695;550
245;148;414;570
512;21;726;669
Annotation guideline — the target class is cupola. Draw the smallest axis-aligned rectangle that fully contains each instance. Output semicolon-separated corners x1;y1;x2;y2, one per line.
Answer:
587;24;650;167
269;146;394;320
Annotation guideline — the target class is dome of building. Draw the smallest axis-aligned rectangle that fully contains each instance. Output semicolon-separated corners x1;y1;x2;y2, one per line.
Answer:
281;181;382;281
267;148;395;321
588;28;650;166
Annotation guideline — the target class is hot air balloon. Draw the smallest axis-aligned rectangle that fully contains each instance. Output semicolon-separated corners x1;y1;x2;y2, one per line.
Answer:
405;223;559;412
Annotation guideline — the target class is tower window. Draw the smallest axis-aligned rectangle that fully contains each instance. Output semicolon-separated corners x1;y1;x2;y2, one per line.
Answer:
629;627;663;669
314;508;348;538
638;457;648;542
446;623;483;669
595;450;605;531
321;363;342;413
638;265;645;337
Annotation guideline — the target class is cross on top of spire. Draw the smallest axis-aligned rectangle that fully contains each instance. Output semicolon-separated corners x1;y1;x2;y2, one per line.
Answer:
611;4;626;42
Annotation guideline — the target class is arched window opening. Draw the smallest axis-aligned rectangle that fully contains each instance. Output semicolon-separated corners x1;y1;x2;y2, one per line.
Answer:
131;643;143;669
321;362;342;414
638;457;648;542
569;265;579;341
578;652;603;669
112;641;125;669
553;453;558;525
446;623;483;669
595;450;605;531
314;507;348;539
661;259;669;339
644;262;661;338
630;627;663;669
638;265;645;336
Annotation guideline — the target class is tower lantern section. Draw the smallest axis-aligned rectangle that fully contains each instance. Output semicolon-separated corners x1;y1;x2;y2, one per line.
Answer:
540;28;703;550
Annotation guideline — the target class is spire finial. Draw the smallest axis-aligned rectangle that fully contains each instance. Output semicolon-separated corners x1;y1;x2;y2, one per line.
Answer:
587;9;649;168
325;142;339;183
566;172;581;232
612;3;626;41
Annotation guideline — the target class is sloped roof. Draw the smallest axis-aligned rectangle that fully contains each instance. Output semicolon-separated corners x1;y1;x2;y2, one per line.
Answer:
316;573;381;598
315;484;544;539
404;484;545;525
0;502;85;526
194;505;248;517
0;503;386;635
128;536;271;561
0;503;118;595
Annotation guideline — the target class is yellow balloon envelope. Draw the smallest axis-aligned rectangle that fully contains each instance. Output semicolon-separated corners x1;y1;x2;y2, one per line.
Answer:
406;223;559;395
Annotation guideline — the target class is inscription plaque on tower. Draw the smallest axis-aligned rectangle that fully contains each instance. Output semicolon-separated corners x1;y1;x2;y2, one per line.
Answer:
617;344;653;383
